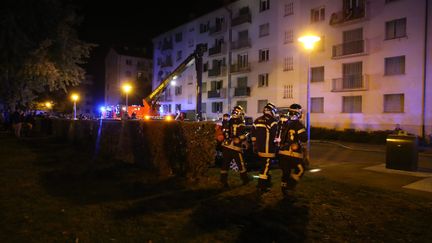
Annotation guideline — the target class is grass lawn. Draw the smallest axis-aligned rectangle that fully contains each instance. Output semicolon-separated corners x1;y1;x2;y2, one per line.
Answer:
1;133;432;242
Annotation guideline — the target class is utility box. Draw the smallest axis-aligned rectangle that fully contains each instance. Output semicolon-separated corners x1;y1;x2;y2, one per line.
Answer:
386;134;418;171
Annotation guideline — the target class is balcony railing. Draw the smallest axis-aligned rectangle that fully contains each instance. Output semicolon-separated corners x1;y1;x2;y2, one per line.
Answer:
231;38;251;50
231;11;251;26
208;44;226;56
208;66;227;77
230;63;251;74
332;40;366;58
329;6;367;26
160;57;173;68
209;22;226;35
234;87;251;97
207;88;226;99
331;75;368;92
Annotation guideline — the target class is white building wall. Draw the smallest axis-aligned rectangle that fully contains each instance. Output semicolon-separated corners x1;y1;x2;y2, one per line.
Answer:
152;0;431;137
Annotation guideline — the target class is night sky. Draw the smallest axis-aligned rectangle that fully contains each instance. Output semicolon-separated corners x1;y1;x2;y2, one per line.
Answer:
75;0;230;103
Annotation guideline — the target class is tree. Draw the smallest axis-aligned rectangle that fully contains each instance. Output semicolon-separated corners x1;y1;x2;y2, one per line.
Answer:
0;0;95;109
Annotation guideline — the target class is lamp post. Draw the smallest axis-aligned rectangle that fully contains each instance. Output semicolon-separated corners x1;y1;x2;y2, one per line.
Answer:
71;94;79;120
122;83;132;119
298;35;320;159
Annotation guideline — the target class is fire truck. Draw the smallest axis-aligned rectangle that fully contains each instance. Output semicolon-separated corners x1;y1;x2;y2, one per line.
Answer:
101;44;206;120
141;44;206;120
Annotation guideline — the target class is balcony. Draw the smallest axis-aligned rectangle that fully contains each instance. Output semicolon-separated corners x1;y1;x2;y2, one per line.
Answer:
231;9;252;27
207;88;226;99
332;40;367;58
208;43;226;56
331;75;369;92
231;38;251;50
234;87;251;97
161;41;173;51
160;57;173;68
208;66;227;77
209;22;226;35
230;63;251;74
329;6;367;26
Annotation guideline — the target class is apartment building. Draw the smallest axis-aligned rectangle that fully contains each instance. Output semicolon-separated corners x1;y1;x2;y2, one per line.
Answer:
105;46;153;107
152;0;432;138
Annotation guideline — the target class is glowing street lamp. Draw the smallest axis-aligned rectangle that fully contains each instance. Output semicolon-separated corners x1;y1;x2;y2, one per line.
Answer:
71;93;79;120
298;34;321;161
122;83;132;118
45;101;53;109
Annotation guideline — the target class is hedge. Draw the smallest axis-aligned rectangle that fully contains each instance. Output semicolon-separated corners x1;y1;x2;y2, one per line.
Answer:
34;118;216;181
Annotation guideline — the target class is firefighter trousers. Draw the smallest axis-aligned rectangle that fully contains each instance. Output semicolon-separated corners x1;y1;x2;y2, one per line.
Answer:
257;156;273;191
278;154;305;191
220;146;249;186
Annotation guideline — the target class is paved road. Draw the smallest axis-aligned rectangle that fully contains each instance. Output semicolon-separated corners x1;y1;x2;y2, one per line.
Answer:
309;141;432;198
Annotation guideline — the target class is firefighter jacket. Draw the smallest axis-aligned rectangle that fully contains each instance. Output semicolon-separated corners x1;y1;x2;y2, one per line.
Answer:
278;120;307;159
222;119;230;141
221;117;247;152
251;114;278;158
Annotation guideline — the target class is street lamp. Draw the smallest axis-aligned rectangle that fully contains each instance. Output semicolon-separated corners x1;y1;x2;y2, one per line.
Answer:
122;83;132;119
298;35;320;160
71;93;79;120
45;101;52;109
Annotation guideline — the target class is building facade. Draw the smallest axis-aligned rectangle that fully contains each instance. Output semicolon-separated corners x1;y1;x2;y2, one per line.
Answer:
152;0;432;138
105;47;153;107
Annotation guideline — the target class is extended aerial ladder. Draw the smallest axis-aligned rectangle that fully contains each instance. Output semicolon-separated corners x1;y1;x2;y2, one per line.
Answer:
141;44;206;119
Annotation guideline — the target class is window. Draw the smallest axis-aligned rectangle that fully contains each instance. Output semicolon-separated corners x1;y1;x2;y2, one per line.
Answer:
284;30;293;44
237;76;248;87
259;23;270;37
238;53;249;68
200;22;209;33
342;96;362;113
310;6;325;23
311;97;324;113
175;85;182;96
260;0;270;12
188;75;193;85
283;57;293;71
212;102;223;113
237;100;248;113
311;66;324;82
211;80;223;90
284;2;294;16
126;59;132;65
258;73;269;87
202;103;207;113
386;18;406;39
385;0;400;3
384;94;404;113
162;104;172;113
257;100;268;113
175;104;181;112
259;49;269;62
385;56;405;75
283;85;293;99
176;50;182;61
188;95;193;104
316;35;325;52
175;32;183;42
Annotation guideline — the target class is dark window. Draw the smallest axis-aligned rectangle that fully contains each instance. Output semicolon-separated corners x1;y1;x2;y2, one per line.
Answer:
386;18;406;39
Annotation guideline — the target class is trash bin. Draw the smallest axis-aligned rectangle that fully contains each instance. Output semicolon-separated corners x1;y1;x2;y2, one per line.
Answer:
386;134;418;171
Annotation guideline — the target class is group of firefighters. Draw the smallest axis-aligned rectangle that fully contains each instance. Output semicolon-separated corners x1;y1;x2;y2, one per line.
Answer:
219;102;308;199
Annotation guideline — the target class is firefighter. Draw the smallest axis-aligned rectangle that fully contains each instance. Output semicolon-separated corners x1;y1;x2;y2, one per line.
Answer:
277;103;308;198
220;106;250;188
251;102;278;193
222;113;230;142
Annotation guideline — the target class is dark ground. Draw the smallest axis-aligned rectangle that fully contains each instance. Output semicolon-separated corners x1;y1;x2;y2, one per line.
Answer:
1;132;432;242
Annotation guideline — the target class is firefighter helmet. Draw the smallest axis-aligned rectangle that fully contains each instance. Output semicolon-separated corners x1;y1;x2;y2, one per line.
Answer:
263;102;277;117
231;105;245;118
288;103;302;120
